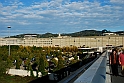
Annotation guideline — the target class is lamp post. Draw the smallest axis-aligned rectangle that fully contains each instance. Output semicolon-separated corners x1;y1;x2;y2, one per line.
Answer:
95;38;97;47
8;26;11;56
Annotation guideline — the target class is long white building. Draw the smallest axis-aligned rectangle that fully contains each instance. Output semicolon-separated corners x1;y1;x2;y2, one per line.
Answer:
0;35;124;48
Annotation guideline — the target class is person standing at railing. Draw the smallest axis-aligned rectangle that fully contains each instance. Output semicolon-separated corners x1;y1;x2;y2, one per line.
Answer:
119;49;124;76
109;49;119;76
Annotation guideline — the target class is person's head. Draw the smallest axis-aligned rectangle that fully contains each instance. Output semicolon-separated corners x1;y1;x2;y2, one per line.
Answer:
112;49;117;55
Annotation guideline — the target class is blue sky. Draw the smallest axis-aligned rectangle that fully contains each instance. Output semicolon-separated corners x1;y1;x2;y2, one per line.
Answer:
0;0;124;37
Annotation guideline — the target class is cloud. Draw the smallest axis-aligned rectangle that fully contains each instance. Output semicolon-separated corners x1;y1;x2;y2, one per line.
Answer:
23;14;43;19
0;0;124;36
18;21;30;25
110;0;124;4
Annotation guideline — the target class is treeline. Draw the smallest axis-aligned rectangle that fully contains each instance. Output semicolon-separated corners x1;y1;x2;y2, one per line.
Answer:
63;30;102;37
9;29;121;38
0;45;80;77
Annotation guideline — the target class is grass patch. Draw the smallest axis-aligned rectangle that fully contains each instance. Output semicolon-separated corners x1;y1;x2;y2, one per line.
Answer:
0;74;37;83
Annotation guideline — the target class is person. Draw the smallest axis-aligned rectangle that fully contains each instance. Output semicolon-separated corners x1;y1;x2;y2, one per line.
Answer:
119;49;124;76
118;49;122;55
109;49;119;76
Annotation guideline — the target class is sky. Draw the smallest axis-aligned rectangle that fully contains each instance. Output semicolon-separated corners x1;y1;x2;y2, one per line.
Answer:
0;0;124;37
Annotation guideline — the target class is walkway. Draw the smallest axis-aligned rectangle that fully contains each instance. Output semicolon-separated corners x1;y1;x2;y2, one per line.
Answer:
106;52;124;83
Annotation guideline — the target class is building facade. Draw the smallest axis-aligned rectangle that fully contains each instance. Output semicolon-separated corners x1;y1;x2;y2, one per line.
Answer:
0;35;124;48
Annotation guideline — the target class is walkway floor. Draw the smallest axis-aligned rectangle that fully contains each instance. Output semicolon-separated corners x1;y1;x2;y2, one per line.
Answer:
106;65;124;83
106;52;124;83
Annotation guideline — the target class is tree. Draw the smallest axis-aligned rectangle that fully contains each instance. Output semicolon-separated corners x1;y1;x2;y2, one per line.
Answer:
51;58;58;67
38;54;48;76
0;57;12;76
30;64;34;77
102;29;108;33
0;60;7;76
15;56;22;69
74;55;78;60
57;55;65;70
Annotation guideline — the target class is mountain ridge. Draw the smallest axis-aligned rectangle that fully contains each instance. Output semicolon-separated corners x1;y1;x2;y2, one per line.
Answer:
9;30;124;38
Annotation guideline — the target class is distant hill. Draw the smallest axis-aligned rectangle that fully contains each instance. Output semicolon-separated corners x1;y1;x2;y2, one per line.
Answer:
10;30;124;38
115;31;124;35
40;33;58;38
10;33;58;38
62;30;102;37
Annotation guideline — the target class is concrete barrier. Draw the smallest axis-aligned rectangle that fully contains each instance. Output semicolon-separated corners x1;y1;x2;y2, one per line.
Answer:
74;51;107;83
7;69;42;77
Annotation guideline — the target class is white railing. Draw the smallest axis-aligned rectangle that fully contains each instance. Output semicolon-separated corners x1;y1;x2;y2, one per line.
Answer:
74;51;107;83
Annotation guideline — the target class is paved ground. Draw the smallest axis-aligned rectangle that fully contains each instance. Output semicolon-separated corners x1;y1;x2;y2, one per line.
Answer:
106;52;124;83
106;65;124;83
111;66;124;83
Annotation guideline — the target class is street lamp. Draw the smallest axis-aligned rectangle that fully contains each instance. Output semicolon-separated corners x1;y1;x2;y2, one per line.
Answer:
8;26;11;56
95;38;97;47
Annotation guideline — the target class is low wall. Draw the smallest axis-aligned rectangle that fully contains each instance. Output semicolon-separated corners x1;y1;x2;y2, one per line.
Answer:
74;51;107;83
7;69;42;77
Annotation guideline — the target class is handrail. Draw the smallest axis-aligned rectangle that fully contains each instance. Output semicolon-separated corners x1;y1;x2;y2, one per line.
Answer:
58;56;98;83
105;51;111;83
74;51;107;83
